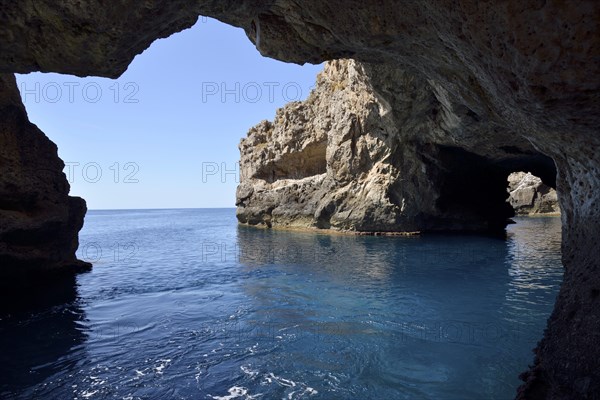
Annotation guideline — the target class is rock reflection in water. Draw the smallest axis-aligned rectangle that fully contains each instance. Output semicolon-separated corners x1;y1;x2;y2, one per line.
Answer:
0;275;87;398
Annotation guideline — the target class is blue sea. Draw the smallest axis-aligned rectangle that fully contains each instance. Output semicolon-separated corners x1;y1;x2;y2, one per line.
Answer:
0;209;563;399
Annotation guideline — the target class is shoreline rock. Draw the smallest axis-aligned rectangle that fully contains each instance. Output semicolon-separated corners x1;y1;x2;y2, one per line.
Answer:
236;60;555;235
0;74;91;291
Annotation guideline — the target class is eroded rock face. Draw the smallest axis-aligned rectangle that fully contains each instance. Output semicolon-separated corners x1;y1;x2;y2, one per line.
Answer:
237;60;556;233
0;1;599;398
0;1;202;77
0;74;90;293
237;60;411;232
508;172;560;216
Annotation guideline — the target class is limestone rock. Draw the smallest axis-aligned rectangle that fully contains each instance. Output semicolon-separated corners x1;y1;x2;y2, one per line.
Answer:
0;74;90;290
507;172;560;215
0;1;599;398
0;1;202;78
237;60;555;233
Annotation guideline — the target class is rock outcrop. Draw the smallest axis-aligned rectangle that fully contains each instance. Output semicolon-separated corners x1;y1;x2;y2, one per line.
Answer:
237;60;556;233
507;172;560;216
237;59;413;232
0;1;599;398
0;74;90;295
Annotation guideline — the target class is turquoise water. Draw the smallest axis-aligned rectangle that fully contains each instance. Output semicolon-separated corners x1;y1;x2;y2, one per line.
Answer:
0;209;563;399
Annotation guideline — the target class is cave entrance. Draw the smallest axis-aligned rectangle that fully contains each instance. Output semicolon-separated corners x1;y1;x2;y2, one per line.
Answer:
15;19;323;210
434;145;559;232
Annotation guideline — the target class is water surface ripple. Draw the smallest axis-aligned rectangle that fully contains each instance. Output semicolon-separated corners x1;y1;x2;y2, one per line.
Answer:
0;210;563;399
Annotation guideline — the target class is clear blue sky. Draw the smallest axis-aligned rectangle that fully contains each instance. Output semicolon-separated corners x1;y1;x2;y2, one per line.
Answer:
17;18;323;209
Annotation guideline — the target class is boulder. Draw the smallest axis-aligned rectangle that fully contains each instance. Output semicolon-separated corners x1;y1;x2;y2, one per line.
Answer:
507;172;560;215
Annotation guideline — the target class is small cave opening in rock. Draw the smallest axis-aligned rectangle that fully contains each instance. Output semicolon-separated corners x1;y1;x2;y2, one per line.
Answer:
434;145;559;233
253;139;327;183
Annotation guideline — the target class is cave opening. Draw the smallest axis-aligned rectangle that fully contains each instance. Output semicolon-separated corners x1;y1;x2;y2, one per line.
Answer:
13;19;323;210
434;145;559;233
1;2;598;397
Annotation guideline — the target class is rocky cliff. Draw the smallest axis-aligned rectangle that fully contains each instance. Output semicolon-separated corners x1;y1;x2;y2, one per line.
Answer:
508;172;560;216
237;60;557;233
237;59;420;232
0;74;91;296
0;1;599;398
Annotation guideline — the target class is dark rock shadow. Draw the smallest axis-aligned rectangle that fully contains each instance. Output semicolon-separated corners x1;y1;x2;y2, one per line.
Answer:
0;274;87;398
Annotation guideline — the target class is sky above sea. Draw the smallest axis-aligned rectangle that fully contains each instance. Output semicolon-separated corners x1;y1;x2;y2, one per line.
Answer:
16;18;323;209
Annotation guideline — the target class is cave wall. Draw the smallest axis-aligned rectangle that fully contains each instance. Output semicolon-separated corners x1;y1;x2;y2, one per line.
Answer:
0;1;598;398
517;144;600;399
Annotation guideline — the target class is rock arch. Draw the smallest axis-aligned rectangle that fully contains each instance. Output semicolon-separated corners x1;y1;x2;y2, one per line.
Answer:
0;2;598;398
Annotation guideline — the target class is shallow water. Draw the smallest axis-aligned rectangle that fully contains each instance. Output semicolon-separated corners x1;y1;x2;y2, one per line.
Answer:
0;209;563;399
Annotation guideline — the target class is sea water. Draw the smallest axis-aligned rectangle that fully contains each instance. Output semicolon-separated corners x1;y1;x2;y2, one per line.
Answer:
0;209;563;399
